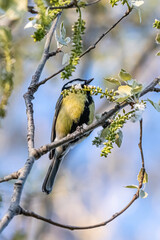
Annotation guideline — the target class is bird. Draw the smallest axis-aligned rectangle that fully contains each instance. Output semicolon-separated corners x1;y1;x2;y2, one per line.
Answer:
42;78;95;194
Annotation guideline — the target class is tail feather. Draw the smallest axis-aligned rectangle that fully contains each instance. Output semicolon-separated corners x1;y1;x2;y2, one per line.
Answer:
42;157;61;194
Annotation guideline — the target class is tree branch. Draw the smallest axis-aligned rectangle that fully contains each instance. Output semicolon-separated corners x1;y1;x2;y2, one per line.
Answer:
80;8;132;58
32;77;160;159
0;170;21;183
0;2;158;233
152;87;160;92
19;196;138;230
27;0;101;14
1;77;158;233
36;8;132;87
138;119;145;189
48;48;62;58
30;12;62;87
0;15;61;234
18;102;147;232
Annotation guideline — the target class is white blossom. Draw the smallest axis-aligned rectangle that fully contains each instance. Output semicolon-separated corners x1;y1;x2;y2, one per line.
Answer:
130;102;146;122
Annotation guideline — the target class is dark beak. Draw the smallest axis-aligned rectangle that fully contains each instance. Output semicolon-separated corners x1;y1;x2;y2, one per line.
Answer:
86;78;94;85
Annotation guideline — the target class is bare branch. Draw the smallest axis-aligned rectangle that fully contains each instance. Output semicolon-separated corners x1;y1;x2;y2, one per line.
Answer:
30;13;62;87
27;0;101;14
0;169;21;183
32;77;160;159
48;49;62;58
0;0;158;232
36;8;133;87
0;15;61;234
138;119;145;189
2;118;147;233
19;101;148;232
19;196;138;230
0;158;34;233
152;87;160;92
80;8;132;58
139;77;160;96
138;119;145;169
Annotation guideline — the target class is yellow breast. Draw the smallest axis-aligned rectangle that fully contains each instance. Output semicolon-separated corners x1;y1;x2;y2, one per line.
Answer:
55;92;87;138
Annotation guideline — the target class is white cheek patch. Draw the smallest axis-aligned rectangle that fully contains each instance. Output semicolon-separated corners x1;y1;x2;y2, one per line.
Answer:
64;80;85;89
74;83;82;89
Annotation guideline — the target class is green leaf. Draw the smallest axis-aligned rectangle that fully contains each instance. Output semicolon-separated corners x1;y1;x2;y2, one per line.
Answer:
24;19;37;29
143;171;148;183
115;85;132;102
137;168;143;183
156;51;160;56
0;0;15;10
137;168;148;184
156;33;160;44
115;130;123;148
131;85;143;94
65;37;71;44
60;21;66;39
117;85;132;95
119;69;132;81
139;189;148;198
104;77;121;86
147;99;160;112
55;29;70;48
57;36;68;46
153;19;160;29
109;0;130;7
125;185;139;189
62;53;70;65
100;127;110;139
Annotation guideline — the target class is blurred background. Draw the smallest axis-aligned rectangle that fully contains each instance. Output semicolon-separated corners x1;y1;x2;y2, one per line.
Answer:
0;0;160;239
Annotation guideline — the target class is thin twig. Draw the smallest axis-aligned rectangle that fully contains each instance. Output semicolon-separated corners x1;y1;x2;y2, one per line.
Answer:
80;8;132;58
36;8;132;87
30;12;62;87
19;195;138;230
138;119;145;169
0;170;21;183
27;0;101;14
138;119;145;188
48;49;62;58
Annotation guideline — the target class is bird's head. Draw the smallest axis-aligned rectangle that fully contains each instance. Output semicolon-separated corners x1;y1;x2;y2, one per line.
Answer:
62;78;94;91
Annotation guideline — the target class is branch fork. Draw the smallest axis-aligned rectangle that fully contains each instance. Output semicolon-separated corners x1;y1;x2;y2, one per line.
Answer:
0;2;159;233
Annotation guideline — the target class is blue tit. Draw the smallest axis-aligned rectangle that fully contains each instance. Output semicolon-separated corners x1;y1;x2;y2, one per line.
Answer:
42;78;95;194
